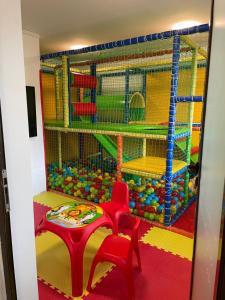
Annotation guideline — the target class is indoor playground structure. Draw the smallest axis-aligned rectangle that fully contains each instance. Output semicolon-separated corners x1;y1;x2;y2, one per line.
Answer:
40;24;209;226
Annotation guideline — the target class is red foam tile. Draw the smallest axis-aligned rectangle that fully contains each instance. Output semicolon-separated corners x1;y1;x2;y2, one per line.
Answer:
35;202;191;300
86;242;192;300
34;202;51;230
38;280;70;300
138;219;152;237
173;202;196;235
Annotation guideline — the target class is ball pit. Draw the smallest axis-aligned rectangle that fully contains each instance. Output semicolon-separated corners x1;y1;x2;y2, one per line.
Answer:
48;159;196;225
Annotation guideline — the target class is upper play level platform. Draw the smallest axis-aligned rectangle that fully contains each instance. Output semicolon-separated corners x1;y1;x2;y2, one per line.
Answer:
44;121;190;140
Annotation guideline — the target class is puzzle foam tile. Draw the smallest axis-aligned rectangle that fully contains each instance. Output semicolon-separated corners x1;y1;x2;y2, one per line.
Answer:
34;191;75;208
36;227;114;299
141;226;193;260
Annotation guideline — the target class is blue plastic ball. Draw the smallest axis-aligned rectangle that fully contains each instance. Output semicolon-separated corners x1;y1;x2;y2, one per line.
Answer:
129;201;136;209
85;186;90;192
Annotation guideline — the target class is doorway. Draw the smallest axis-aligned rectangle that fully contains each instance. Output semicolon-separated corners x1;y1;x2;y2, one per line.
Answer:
0;105;17;300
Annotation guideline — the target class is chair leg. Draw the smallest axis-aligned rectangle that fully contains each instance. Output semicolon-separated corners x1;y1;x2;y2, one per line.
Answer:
87;257;99;292
124;268;135;300
134;244;142;271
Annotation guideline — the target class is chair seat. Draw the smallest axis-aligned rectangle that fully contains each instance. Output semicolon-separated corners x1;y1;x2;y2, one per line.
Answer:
98;234;130;260
99;202;129;219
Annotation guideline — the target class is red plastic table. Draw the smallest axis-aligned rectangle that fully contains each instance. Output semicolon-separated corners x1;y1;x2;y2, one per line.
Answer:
35;201;113;297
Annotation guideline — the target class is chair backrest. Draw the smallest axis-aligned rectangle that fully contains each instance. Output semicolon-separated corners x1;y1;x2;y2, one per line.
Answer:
111;181;129;206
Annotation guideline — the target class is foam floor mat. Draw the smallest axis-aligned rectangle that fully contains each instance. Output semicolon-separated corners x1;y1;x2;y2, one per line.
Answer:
141;226;193;260
34;192;193;300
36;228;113;299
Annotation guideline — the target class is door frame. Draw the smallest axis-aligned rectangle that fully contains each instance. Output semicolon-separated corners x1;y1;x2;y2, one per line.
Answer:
0;105;17;299
191;0;225;298
214;182;225;299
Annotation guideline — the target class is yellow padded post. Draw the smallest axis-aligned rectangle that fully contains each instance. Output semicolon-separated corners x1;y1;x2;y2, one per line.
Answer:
62;56;69;128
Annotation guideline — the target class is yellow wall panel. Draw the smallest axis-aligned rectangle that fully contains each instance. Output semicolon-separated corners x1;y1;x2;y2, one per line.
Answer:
41;73;56;120
145;67;205;124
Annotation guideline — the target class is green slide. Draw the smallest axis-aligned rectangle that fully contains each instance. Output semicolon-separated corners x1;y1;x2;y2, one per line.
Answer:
79;116;130;162
94;134;130;162
175;140;199;164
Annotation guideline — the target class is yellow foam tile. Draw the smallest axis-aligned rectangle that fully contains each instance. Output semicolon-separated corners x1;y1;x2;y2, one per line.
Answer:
141;226;193;261
36;227;113;299
34;191;74;208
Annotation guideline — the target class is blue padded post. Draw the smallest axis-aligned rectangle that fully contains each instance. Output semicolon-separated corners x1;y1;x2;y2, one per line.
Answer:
142;71;147;99
124;69;129;123
78;133;84;160
175;96;203;103
90;63;97;123
164;35;181;226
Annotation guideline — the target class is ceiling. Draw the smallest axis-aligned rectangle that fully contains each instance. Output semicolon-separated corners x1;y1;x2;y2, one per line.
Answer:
21;0;211;55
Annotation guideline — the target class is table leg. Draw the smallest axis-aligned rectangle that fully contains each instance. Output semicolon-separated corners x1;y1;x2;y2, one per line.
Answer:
69;244;84;297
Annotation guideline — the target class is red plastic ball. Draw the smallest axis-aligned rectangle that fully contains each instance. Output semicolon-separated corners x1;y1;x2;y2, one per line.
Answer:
138;209;145;217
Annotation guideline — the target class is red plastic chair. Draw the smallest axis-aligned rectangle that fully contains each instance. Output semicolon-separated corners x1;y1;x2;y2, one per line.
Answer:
87;215;141;299
99;181;130;234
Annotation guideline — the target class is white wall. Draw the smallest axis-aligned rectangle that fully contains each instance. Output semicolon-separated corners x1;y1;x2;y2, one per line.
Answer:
192;0;225;299
23;31;46;196
0;0;38;299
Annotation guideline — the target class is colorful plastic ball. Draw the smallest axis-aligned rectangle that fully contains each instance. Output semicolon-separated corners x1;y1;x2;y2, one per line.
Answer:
148;206;156;213
129;201;136;209
174;196;179;202
154;214;160;222
141;203;145;209
178;202;182;208
133;209;138;215
138;209;144;217
66;176;72;182
172;191;179;197
179;191;185;198
157;205;164;214
148;213;155;221
159;214;164;224
171;205;177;215
147;188;155;195
151;180;157;186
140;197;145;203
84;186;90;192
144;212;149;219
151;200;158;206
145;199;151;205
